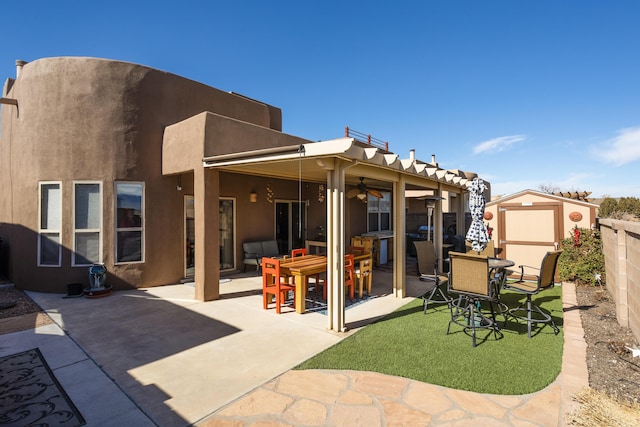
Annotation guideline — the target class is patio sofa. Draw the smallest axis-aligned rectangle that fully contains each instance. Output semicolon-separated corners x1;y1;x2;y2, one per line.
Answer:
242;240;283;274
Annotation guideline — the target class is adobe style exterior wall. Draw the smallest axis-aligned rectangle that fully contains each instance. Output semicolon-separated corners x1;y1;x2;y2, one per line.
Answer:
599;219;640;342
0;57;284;292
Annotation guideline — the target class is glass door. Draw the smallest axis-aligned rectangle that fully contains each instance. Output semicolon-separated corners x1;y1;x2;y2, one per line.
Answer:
219;198;235;271
275;201;306;254
184;196;195;277
185;197;235;277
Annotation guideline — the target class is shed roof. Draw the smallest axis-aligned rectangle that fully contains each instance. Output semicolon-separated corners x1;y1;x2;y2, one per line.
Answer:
487;189;599;207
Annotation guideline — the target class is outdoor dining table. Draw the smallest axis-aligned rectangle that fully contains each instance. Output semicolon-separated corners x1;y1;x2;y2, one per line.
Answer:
280;253;373;314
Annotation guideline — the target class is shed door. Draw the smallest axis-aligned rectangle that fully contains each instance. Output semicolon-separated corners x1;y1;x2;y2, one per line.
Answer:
498;203;561;268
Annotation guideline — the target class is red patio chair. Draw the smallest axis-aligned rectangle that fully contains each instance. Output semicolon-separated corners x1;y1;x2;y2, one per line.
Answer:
321;254;356;300
262;257;296;314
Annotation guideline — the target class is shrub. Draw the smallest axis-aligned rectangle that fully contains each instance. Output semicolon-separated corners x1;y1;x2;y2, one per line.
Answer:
598;197;618;218
598;197;640;220
557;227;605;286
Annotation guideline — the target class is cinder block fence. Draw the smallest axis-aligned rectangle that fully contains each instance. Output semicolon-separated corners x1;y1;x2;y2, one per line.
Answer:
600;219;640;342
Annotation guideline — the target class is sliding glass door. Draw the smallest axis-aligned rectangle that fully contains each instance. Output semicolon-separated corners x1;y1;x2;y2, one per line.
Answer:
184;197;235;278
275;200;306;255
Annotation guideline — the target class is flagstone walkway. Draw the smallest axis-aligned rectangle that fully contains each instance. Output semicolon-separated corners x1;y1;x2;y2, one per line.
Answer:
198;282;588;426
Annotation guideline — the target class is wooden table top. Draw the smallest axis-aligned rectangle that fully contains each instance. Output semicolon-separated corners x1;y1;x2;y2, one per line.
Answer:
281;253;372;274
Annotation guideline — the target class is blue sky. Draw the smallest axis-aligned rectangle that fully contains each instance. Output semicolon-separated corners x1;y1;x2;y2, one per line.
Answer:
3;1;639;198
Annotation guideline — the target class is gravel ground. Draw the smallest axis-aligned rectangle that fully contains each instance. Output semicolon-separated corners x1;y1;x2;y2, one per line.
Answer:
0;284;54;333
575;284;640;405
0;285;44;319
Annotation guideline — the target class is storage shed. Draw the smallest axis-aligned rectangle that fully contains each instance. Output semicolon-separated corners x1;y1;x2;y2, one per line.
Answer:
484;190;598;269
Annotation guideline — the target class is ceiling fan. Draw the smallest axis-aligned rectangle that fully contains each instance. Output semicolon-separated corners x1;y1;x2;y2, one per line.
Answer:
347;177;383;201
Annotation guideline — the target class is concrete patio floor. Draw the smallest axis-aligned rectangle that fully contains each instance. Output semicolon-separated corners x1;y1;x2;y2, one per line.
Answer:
0;270;588;426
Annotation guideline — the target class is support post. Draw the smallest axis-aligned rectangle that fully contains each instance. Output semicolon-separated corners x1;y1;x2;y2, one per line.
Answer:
434;186;444;272
393;177;406;298
326;161;346;332
194;167;220;301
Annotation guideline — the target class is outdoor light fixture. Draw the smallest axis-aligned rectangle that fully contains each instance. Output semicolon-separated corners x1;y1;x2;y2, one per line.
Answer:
249;192;258;203
177;175;182;191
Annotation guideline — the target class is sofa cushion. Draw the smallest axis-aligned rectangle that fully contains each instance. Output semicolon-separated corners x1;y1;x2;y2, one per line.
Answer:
243;242;263;265
261;240;280;258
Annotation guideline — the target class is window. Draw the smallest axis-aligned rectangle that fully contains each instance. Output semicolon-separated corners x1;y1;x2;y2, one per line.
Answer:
73;182;102;266
38;182;62;266
367;192;392;232
115;182;144;263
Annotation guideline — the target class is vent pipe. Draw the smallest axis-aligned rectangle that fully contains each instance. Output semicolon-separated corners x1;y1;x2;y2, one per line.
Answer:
431;154;438;166
409;149;415;162
16;60;27;78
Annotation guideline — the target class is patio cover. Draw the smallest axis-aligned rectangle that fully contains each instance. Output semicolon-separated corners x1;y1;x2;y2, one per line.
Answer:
163;112;476;332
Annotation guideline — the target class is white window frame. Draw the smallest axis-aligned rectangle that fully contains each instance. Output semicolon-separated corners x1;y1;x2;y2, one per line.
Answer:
37;181;62;267
72;181;103;266
114;181;145;265
367;191;392;232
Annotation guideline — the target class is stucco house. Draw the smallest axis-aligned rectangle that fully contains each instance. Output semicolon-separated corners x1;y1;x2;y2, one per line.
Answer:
1;57;480;331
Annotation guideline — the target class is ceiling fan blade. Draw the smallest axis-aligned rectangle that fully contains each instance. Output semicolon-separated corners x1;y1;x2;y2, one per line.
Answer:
347;188;361;198
368;189;384;198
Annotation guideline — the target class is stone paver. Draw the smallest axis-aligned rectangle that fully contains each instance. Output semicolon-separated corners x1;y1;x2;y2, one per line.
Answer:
198;282;588;426
5;276;586;426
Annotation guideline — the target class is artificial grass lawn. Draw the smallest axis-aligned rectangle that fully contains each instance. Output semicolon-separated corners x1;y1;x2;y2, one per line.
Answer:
296;286;563;395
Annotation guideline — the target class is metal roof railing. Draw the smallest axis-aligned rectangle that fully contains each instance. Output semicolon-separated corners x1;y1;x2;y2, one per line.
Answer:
345;126;389;151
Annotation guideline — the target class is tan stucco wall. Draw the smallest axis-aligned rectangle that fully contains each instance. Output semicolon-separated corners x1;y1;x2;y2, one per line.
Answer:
0;57;284;292
600;219;640;342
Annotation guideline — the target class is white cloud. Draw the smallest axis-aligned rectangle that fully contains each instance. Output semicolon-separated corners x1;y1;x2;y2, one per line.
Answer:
594;127;640;166
473;134;526;155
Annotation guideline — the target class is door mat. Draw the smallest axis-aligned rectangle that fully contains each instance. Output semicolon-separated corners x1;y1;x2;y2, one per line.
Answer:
0;348;85;426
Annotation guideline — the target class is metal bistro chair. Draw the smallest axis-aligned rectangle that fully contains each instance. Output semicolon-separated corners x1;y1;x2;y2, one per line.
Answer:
413;240;453;313
447;251;502;347
466;240;495;257
503;251;562;338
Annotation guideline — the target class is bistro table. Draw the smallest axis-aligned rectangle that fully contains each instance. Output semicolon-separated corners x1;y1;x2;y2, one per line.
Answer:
280;253;373;314
489;258;516;286
488;257;516;318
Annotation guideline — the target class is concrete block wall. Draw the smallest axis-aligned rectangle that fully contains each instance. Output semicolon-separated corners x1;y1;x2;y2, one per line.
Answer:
600;219;640;342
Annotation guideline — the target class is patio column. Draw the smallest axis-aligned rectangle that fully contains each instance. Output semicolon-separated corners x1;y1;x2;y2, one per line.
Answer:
194;167;220;301
326;160;346;332
434;186;444;272
393;176;406;298
456;189;466;241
